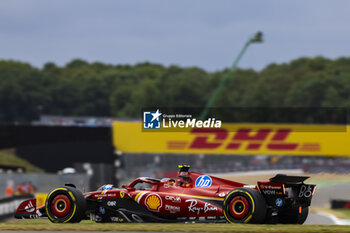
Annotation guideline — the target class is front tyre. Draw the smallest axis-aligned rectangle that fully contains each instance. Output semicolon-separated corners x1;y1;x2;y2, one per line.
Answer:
45;186;86;223
223;187;266;224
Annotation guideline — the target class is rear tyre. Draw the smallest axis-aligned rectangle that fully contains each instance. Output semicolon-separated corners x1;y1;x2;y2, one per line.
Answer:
45;186;86;223
278;207;309;224
223;187;266;224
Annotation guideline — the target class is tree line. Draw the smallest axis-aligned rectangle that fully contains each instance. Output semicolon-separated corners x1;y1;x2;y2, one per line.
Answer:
0;56;350;123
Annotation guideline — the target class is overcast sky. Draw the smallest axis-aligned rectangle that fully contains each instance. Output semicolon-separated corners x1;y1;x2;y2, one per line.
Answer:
0;0;349;71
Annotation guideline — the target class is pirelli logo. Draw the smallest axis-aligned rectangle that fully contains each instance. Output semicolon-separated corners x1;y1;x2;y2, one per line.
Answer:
167;128;320;152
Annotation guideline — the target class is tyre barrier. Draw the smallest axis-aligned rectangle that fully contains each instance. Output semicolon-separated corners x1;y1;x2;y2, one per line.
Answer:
331;199;350;209
0;194;34;221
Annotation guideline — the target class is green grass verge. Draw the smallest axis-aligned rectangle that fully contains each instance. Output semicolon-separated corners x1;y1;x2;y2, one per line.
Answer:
1;219;350;232
333;209;350;219
0;152;43;173
311;207;350;220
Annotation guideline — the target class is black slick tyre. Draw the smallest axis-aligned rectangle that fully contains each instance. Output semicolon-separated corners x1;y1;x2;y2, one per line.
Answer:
278;207;309;224
223;187;267;224
45;186;86;223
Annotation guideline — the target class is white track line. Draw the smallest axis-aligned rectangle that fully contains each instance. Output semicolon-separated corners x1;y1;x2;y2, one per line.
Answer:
316;212;350;225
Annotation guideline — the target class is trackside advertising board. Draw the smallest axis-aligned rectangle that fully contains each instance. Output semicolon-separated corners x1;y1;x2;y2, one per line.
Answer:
112;121;350;156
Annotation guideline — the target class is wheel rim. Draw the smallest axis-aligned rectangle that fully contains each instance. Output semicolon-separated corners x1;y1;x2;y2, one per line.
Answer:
229;196;249;219
51;194;71;217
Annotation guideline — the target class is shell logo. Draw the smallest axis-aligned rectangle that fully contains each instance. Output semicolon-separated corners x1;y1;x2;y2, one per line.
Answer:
145;194;162;212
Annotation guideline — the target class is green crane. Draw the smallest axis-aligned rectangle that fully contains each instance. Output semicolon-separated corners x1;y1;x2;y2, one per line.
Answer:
199;32;263;120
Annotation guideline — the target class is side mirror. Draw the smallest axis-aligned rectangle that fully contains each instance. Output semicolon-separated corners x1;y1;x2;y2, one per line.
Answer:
121;184;127;188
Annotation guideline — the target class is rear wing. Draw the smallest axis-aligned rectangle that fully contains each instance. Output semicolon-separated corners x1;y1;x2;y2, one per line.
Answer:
269;174;309;184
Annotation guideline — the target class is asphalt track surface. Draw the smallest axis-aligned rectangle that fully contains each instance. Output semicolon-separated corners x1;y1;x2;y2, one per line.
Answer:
312;181;350;207
305;212;335;225
305;181;350;225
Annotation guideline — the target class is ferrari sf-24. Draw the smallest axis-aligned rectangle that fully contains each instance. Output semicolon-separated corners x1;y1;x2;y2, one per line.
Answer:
15;165;316;224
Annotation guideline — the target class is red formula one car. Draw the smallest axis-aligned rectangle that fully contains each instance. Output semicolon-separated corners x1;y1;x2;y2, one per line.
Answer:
15;165;316;224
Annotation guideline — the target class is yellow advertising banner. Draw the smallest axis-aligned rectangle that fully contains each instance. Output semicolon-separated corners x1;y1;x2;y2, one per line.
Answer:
112;121;350;156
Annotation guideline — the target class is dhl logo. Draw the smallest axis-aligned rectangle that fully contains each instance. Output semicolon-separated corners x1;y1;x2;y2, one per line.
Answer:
167;128;320;152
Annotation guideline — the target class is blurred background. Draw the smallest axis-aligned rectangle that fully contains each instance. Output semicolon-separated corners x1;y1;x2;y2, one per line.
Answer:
1;0;350;224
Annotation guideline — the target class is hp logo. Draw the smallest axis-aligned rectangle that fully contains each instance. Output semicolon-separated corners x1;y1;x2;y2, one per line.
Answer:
195;175;212;187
